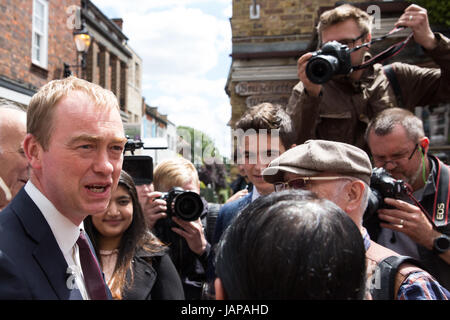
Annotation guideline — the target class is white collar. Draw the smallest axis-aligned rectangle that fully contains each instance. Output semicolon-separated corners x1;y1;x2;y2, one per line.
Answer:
24;181;82;255
251;187;261;202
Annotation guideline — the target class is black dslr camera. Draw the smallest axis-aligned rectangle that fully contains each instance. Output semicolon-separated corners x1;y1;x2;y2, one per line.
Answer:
364;168;410;221
158;187;204;221
306;41;352;84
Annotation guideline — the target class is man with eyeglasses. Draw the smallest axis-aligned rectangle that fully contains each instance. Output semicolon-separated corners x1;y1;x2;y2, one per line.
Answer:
285;3;450;152
365;107;450;291
262;139;449;299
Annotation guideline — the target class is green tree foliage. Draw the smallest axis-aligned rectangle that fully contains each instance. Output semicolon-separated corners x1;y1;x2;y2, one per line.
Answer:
177;126;230;202
410;0;450;27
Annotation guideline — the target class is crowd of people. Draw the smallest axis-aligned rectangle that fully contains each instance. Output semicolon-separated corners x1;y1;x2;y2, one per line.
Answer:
0;3;449;300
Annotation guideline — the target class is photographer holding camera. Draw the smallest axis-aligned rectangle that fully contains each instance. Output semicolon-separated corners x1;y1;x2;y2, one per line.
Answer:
138;157;210;300
365;108;450;290
286;3;450;151
262;139;449;299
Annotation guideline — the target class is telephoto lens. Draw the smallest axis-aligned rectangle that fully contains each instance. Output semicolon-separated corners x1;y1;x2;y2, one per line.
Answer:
305;41;352;84
306;55;340;84
160;187;204;221
172;191;204;221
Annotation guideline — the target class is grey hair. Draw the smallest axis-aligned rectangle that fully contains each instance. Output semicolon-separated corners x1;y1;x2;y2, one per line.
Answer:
365;108;424;143
0;100;26;154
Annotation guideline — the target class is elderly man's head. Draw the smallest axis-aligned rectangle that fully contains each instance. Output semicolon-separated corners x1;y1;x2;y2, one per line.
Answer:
263;139;372;227
0;102;28;209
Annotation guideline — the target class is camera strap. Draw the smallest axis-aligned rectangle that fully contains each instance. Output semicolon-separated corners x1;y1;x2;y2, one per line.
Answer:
404;156;450;228
350;27;414;71
432;157;450;227
405;189;436;228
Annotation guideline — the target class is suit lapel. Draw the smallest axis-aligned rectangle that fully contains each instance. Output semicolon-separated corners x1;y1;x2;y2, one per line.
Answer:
12;189;82;300
33;234;81;300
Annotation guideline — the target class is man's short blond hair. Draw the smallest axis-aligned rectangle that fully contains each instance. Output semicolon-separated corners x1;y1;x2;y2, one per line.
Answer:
153;157;200;192
317;4;372;45
27;76;120;150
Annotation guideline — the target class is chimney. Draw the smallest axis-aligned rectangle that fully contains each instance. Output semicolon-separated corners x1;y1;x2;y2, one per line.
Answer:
112;18;123;30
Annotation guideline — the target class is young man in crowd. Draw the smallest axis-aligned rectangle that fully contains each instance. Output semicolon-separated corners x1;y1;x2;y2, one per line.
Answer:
212;102;296;246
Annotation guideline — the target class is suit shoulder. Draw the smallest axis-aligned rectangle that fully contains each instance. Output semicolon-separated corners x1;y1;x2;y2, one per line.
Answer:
0;207;23;241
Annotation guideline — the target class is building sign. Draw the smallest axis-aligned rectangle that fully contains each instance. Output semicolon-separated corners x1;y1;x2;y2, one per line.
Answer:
245;95;290;108
235;80;297;107
235;81;295;96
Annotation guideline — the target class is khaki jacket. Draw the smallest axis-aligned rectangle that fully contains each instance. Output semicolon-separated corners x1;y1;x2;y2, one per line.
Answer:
285;33;450;152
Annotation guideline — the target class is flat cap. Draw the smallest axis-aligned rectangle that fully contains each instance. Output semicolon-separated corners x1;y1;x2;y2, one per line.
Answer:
262;140;372;185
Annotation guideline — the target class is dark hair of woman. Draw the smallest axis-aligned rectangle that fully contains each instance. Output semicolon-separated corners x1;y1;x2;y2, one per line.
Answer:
84;170;166;298
215;189;366;300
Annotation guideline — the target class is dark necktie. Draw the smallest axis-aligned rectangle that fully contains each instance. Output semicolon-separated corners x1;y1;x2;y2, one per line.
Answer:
76;231;109;300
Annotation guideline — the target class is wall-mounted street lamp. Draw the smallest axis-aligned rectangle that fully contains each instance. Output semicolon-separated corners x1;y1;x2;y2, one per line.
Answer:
64;23;92;78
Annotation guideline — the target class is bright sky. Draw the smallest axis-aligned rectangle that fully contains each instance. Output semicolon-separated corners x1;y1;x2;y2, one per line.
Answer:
91;0;233;158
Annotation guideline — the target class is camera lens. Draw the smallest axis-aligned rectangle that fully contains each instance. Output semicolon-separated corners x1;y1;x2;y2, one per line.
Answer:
173;191;204;221
306;55;339;84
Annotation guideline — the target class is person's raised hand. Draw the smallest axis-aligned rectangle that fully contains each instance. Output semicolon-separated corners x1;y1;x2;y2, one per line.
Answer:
395;4;437;51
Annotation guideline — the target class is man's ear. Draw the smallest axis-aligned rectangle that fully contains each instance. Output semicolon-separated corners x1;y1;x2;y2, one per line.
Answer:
419;137;430;154
344;180;365;213
214;278;227;300
23;133;43;170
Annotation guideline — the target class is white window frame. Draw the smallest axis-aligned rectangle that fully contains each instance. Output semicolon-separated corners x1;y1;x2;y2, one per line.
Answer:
31;0;49;69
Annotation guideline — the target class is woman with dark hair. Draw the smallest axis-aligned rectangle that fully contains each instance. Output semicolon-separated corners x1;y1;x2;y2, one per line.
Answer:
214;189;366;300
84;170;184;300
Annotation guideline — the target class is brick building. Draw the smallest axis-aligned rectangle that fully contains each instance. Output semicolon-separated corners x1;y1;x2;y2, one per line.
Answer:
226;0;450;159
0;0;143;125
0;0;79;106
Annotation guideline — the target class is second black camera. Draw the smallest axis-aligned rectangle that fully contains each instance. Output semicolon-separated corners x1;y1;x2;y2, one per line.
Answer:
364;167;410;221
158;187;204;221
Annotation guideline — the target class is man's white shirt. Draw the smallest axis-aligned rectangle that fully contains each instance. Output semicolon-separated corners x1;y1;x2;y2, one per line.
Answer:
24;181;90;299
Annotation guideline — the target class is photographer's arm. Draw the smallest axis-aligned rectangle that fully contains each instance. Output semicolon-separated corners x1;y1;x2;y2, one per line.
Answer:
296;52;323;97
392;5;450;108
285;52;324;144
378;198;450;265
395;4;437;51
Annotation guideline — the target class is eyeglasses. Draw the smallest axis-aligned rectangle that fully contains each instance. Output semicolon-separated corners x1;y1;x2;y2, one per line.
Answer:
322;32;367;48
372;143;419;167
274;176;350;192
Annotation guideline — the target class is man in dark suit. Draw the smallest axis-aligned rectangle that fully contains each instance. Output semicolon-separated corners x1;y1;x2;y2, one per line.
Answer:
0;77;127;299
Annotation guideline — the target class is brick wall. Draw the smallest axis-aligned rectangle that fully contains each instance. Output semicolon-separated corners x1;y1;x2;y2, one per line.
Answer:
231;0;368;42
0;0;80;91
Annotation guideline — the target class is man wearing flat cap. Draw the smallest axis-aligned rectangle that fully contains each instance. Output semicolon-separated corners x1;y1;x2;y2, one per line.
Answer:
263;139;449;300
